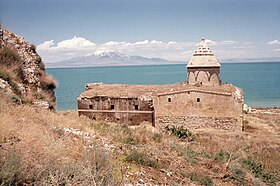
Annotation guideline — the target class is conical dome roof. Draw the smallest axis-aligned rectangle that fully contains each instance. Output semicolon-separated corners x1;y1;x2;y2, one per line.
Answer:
187;39;220;67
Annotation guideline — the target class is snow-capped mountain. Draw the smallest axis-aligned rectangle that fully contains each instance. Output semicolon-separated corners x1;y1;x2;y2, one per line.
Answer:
93;50;129;60
45;50;184;68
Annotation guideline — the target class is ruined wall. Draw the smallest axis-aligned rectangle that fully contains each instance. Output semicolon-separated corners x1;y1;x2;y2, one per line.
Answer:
154;89;243;130
78;96;154;125
188;67;220;86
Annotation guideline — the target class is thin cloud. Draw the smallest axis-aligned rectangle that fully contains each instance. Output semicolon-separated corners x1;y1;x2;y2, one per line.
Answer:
220;40;237;45
267;40;280;45
205;39;216;45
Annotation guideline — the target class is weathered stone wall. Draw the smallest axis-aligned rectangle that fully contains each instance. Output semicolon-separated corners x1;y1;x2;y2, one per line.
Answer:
188;67;220;86
78;96;154;125
78;111;154;126
154;89;243;130
157;116;239;131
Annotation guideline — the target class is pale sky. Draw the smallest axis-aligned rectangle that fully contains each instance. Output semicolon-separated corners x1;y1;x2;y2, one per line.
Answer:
1;0;280;63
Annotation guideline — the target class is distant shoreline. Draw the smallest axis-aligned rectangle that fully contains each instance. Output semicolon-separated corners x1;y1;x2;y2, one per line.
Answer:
46;61;280;69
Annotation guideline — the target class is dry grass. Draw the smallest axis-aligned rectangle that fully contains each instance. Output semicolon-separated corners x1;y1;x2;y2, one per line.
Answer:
1;94;280;185
0;96;116;185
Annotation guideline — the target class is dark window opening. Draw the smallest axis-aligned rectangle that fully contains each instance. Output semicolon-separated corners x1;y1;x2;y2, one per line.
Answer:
134;105;139;110
197;98;200;102
116;118;120;121
130;119;132;121
89;105;93;109
111;105;114;109
144;119;147;121
168;98;172;102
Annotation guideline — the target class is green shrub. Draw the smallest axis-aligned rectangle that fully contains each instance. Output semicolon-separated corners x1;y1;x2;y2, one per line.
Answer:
231;167;245;185
152;133;163;143
92;121;110;134
214;150;230;163
123;136;137;145
126;150;157;168
188;172;213;186
165;125;195;142
184;148;200;164
33;93;45;100
10;82;21;95
242;158;279;185
11;96;21;104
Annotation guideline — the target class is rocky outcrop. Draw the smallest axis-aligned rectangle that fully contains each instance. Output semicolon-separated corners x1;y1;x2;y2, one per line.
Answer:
0;27;56;109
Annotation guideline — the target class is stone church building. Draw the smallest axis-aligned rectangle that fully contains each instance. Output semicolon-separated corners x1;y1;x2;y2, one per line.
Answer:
78;39;244;131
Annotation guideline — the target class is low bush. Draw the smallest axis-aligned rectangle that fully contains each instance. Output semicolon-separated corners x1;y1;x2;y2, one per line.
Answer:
152;133;163;143
41;75;57;90
214;150;230;163
123;136;137;145
0;47;22;67
242;158;279;185
165;125;195;142
11;95;22;104
231;167;246;185
126;150;157;168
188;172;213;186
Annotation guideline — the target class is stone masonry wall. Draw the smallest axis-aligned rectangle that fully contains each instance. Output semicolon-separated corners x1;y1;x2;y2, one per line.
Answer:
78;96;154;125
154;89;243;130
188;67;220;86
157;116;239;131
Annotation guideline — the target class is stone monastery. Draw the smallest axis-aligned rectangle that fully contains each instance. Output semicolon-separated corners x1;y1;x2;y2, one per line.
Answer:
78;39;244;131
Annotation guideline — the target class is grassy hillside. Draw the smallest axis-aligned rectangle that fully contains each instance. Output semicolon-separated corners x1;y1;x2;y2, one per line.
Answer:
0;95;280;185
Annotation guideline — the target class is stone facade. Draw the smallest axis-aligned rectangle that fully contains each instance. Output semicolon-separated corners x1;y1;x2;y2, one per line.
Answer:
78;96;155;125
77;39;244;131
78;83;243;131
157;116;238;131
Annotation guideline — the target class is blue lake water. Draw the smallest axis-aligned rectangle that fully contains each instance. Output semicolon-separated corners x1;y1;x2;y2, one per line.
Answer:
47;62;280;111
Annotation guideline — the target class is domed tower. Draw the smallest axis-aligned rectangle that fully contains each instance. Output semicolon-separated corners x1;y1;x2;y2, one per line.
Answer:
187;39;221;86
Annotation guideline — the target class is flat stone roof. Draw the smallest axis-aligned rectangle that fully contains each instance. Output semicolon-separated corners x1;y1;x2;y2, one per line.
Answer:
79;82;238;99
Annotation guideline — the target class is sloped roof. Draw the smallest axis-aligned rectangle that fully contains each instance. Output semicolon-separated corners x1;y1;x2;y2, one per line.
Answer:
187;39;220;67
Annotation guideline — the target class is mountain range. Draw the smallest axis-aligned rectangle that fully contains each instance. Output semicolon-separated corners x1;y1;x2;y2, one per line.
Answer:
45;51;184;68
